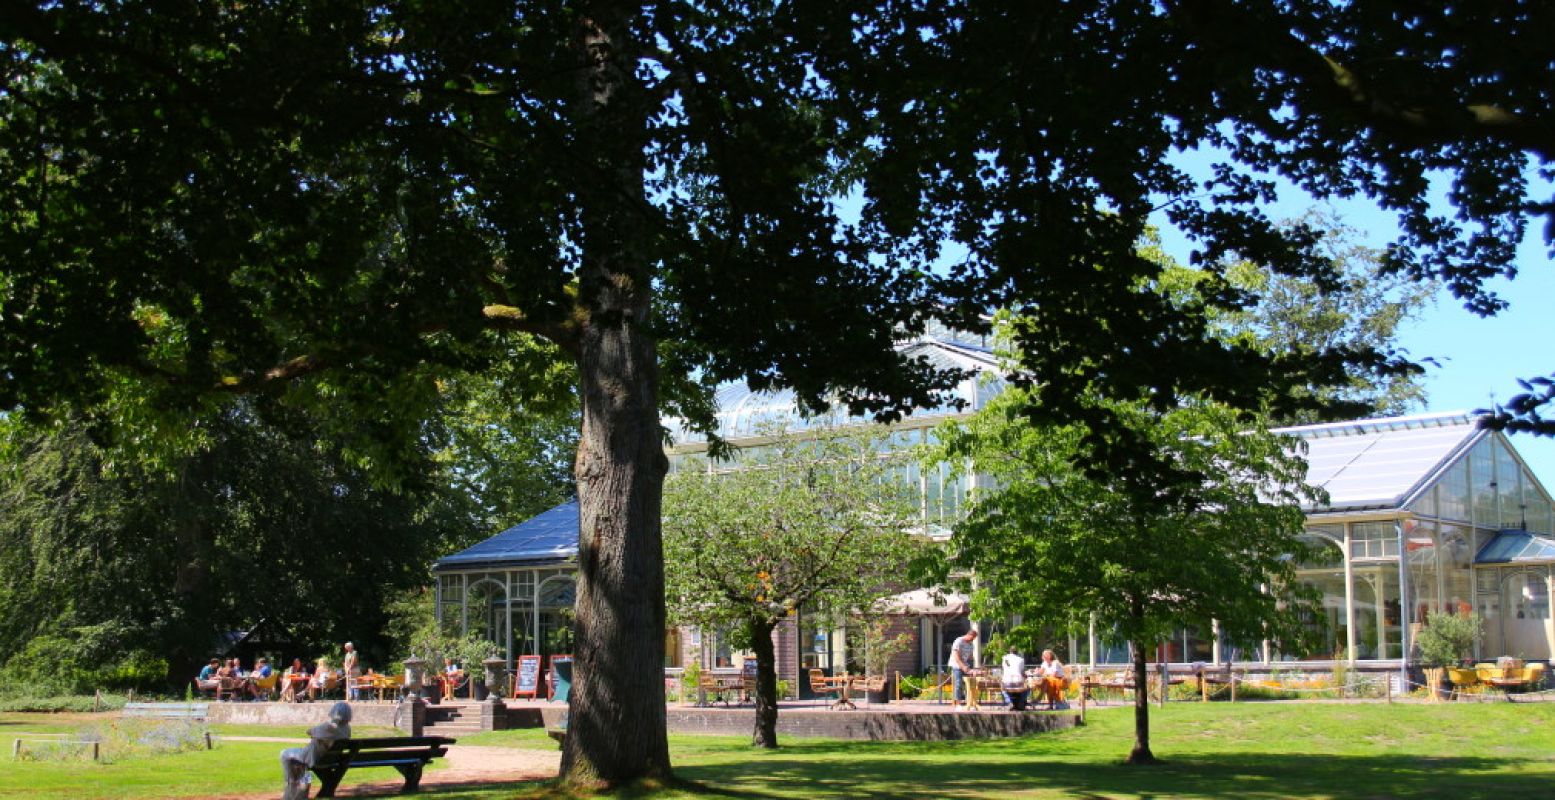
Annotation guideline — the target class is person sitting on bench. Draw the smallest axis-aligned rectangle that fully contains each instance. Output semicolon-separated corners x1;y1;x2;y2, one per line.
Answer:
280;701;351;800
1000;647;1031;711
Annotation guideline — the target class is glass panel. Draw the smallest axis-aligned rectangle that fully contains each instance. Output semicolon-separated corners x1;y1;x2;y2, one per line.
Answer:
1404;520;1439;624
1471;438;1497;528
1439;523;1474;617
1477;569;1504;658
1352;567;1402;659
1437;458;1471;522
1293;567;1348;660
1501;570;1551;660
1530;486;1555;536
1411;484;1439;518
1297;528;1343;569
1351;521;1399;560
1497;441;1525;529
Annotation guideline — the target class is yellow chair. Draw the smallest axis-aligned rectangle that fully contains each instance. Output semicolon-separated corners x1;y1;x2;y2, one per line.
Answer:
251;670;281;700
1524;662;1547;690
1446;667;1480;699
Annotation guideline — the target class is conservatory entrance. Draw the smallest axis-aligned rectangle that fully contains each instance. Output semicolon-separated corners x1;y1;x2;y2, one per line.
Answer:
1476;565;1553;661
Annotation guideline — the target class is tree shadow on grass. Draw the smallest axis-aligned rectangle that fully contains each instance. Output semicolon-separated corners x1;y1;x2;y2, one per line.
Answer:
670;752;1552;800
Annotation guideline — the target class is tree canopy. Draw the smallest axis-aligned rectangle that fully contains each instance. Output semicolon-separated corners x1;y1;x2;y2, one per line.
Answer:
3;1;1551;785
930;386;1321;764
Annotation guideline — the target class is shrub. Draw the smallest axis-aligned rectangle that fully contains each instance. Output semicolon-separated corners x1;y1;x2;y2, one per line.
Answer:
0;623;167;697
0;694;127;713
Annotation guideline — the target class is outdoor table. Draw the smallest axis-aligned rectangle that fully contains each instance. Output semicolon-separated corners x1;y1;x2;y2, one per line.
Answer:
823;675;855;710
696;673;744;707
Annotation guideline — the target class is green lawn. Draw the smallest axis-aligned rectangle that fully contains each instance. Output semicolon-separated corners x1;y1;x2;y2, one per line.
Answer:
1;703;1552;798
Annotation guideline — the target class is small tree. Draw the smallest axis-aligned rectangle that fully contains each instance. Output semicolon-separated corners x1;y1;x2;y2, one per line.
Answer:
1415;611;1482;669
931;389;1321;765
855;616;915;680
664;426;919;748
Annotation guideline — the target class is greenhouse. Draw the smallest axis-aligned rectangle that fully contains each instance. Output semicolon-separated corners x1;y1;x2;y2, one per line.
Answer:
432;329;1555;678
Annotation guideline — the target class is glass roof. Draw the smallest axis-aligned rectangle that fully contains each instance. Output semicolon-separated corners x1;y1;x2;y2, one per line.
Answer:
663;334;1005;447
434;501;578;572
1279;412;1483;513
1475;530;1555;564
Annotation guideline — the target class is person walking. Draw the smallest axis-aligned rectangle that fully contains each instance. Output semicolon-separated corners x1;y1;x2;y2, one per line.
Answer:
949;629;978;711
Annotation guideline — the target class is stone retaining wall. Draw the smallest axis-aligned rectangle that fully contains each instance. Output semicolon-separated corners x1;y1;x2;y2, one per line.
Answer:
206;700;423;735
664;707;1079;740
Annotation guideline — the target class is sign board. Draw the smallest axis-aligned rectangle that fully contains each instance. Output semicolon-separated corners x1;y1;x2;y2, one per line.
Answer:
513;655;541;699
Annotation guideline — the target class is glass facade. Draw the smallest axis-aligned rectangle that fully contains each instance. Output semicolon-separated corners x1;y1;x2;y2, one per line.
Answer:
1276;433;1555;663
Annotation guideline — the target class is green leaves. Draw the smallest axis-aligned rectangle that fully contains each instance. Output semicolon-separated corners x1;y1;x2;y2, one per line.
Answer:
663;424;921;633
930;379;1321;655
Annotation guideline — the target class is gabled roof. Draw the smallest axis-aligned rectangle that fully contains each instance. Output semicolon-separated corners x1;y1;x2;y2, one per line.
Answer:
1475;530;1555;564
434;501;578;573
663;332;1004;447
1277;412;1483;513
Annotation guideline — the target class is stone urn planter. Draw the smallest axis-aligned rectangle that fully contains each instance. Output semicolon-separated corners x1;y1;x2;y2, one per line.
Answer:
483;657;508;703
402;656;427;702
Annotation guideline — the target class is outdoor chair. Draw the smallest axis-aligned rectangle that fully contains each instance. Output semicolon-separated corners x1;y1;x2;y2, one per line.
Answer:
1446;667;1480;699
807;669;829;708
252;670;280;701
1523;662;1546;690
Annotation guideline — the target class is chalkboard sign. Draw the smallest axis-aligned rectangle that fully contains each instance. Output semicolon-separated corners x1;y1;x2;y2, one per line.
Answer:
513;655;542;699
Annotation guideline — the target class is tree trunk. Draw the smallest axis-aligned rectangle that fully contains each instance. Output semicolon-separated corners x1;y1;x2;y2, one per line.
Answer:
749;618;780;749
558;2;672;788
1126;639;1158;765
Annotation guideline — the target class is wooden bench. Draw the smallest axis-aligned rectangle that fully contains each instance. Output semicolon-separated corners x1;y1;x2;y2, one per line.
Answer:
123;702;209;721
309;736;456;797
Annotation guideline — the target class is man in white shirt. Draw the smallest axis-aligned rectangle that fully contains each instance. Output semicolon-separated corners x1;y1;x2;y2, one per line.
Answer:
948;629;978;710
1000;647;1030;711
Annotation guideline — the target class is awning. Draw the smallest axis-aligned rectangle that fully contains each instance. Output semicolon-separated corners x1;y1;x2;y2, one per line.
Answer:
874;588;970;619
1475;530;1555;564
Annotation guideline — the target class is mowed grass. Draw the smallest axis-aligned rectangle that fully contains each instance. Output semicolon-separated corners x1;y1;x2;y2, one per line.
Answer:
2;702;1553;798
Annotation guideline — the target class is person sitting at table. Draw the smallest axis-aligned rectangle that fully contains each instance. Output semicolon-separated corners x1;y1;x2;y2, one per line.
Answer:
1037;649;1068;709
1000;647;1030;711
248;657;276;700
307;658;334;702
214;658;240;700
442;658;465;701
280;658;309;703
196;658;222;698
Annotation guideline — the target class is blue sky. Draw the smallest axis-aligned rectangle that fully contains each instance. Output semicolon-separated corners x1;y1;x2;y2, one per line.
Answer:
1151;159;1555;488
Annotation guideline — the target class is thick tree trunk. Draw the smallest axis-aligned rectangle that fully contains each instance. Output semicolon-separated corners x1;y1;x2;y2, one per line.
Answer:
1126;639;1158;765
749;618;780;749
558;2;672;788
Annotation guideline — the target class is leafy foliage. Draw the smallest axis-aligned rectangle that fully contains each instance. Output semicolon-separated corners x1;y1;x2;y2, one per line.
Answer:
664;425;921;746
928;361;1323;760
4;0;1552;782
1414;611;1483;668
1155;214;1436;425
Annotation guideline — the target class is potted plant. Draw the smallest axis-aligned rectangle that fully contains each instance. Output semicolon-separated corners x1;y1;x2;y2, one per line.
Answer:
856;617;914;704
1414;611;1482;701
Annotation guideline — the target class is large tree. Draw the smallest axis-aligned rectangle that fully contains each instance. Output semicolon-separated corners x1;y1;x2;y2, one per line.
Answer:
0;408;465;691
3;2;1550;785
663;426;918;749
1154;213;1437;424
